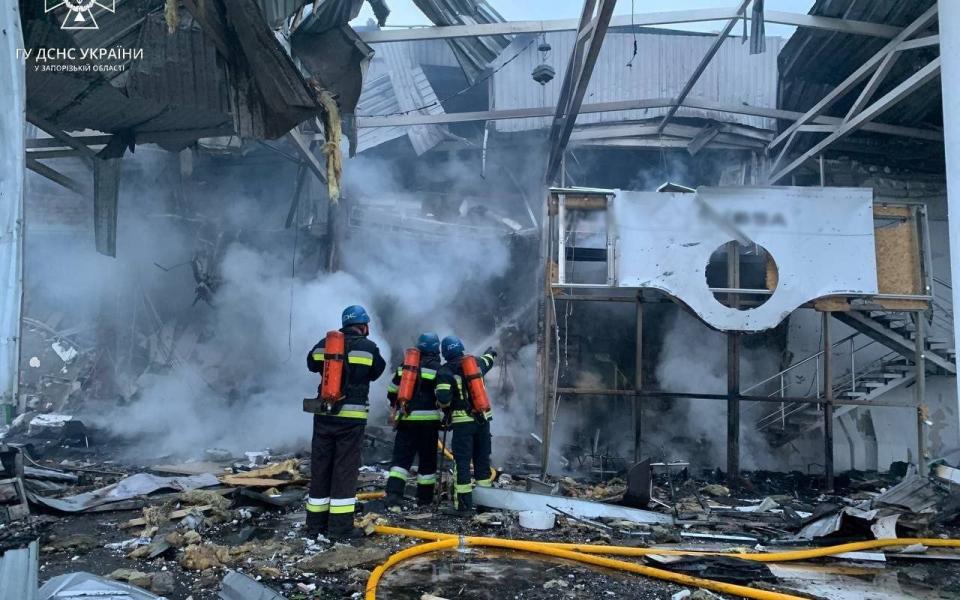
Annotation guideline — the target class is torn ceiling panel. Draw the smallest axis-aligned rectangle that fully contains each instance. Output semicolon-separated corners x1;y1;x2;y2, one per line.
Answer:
411;0;510;83
356;42;447;155
291;13;374;156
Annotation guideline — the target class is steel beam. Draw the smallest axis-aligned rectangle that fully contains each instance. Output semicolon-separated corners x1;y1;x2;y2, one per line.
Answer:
357;97;942;142
286;127;327;184
845;51;900;122
634;300;643;463
767;6;938;153
27;115;96;166
657;0;752;135
768;57;942;184
553;388;918;408
356;8;902;43
25;158;85;195
544;0;616;184
914;312;927;470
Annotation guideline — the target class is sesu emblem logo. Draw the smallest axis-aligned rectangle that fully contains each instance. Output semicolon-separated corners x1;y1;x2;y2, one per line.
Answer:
45;0;116;31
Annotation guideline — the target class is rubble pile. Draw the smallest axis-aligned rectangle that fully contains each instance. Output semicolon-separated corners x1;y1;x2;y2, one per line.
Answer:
2;433;960;599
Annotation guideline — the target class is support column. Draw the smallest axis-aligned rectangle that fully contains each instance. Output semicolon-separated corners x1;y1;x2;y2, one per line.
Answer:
539;194;556;476
634;298;643;463
727;332;740;486
823;312;835;491
0;5;25;422
726;241;740;486
914;312;927;470
938;1;960;451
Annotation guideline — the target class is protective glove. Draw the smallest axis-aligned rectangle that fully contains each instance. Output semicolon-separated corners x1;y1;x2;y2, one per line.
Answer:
483;346;498;358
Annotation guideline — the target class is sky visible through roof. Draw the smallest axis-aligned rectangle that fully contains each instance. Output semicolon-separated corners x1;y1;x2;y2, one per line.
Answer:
352;0;817;38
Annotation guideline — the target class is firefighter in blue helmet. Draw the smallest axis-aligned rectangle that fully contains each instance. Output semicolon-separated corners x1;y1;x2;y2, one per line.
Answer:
384;332;443;507
435;335;497;513
304;305;386;539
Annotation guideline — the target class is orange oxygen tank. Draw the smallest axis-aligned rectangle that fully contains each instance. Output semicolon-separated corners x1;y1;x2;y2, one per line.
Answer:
396;348;421;412
461;354;491;414
320;330;346;405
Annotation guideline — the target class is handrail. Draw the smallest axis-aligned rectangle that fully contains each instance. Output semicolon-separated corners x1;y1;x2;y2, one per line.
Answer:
741;332;861;395
754;348;899;432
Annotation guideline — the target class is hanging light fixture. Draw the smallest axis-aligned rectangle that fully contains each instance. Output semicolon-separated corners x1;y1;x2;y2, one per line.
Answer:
531;34;555;85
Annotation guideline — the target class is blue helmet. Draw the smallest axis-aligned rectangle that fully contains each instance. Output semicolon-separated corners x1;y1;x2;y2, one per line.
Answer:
417;332;440;354
341;305;370;327
441;336;465;361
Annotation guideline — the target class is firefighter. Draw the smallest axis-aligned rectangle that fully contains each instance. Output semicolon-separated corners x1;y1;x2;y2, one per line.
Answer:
435;336;497;514
384;333;443;507
304;305;386;539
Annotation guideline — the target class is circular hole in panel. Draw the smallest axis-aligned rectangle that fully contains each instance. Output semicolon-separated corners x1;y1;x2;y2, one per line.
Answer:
706;241;778;310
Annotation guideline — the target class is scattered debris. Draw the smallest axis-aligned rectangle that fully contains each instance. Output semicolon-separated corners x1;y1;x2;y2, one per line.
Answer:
296;544;391;573
219;570;286;600
0;541;39;600
39;572;161;600
31;473;220;513
472;487;672;524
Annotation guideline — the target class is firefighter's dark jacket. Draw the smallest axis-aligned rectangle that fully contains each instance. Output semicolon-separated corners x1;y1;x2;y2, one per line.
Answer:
436;352;495;424
386;351;442;425
307;327;386;420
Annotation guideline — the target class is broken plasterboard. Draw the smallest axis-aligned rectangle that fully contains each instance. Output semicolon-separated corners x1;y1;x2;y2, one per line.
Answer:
219;570;286;600
30;473;219;513
39;572;161;600
471;487;672;524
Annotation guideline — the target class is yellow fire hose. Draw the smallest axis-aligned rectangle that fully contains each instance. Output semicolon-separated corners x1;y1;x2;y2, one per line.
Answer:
374;524;960;563
366;525;960;600
365;534;804;600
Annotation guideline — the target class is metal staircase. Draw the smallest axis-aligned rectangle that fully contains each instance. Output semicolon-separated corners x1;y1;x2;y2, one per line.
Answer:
751;344;915;447
749;277;955;446
833;311;956;375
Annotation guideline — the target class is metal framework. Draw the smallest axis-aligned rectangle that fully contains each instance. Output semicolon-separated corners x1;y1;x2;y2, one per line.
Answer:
25;117;125;256
543;0;616;184
539;189;934;486
356;8;904;43
657;0;752;135
766;6;942;182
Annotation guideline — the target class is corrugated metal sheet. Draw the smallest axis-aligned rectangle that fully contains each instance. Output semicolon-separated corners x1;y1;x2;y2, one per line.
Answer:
412;0;511;83
355;73;407;152
492;31;783;133
0;1;24;413
0;542;39;600
125;13;232;134
398;39;462;69
374;42;448;155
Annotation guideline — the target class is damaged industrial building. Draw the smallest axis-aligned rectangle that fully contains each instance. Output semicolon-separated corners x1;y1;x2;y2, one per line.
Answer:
2;0;960;598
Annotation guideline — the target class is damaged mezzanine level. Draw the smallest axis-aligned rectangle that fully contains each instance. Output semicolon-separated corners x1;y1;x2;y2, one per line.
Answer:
539;185;952;486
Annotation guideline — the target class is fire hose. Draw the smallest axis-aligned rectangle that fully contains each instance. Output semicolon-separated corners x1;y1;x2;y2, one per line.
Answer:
366;525;960;600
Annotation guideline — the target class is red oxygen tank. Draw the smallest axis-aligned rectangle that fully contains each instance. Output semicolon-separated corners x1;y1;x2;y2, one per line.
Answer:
320;330;345;404
397;348;421;411
461;355;491;414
